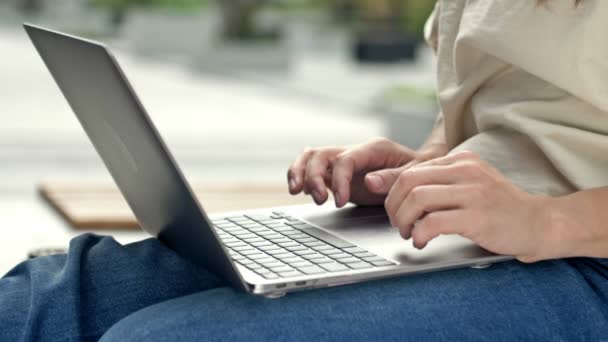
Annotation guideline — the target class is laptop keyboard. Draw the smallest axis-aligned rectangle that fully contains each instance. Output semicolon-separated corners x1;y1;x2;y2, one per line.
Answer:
212;211;396;280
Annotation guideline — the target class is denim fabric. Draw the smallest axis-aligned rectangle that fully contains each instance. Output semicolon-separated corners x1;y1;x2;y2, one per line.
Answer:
2;234;608;341
0;234;222;342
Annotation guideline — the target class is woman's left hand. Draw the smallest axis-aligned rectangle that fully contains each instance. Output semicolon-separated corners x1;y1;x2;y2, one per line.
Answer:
385;151;558;263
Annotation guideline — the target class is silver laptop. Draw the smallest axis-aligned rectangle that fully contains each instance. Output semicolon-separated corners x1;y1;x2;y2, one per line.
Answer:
24;24;512;298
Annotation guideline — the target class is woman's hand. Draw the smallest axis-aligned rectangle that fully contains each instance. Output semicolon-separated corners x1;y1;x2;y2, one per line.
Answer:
287;138;448;207
385;150;557;263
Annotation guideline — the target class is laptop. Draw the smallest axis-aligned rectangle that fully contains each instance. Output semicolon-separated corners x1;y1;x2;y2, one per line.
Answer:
24;24;512;298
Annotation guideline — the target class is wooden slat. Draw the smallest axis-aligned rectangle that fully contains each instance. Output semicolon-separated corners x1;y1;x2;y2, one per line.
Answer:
38;182;310;230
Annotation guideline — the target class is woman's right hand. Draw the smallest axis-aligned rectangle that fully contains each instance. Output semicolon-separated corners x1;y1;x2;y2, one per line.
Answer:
287;138;448;208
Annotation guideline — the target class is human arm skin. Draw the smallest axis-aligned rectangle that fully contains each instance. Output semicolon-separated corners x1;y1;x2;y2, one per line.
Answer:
544;187;608;260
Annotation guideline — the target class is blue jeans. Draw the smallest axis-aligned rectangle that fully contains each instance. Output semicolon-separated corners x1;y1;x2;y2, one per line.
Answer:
2;234;608;341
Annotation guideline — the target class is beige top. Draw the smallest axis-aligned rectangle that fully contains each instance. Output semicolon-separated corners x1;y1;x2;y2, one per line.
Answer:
425;0;608;193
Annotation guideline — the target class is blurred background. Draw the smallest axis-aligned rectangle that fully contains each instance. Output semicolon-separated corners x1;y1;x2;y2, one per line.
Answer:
0;0;436;273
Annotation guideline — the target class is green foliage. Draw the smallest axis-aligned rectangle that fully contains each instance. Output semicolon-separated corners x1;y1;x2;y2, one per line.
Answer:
402;0;435;35
267;0;328;10
92;0;209;11
380;85;436;103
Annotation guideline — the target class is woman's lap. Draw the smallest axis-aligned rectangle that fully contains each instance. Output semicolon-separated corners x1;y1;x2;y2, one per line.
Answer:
102;254;608;341
0;234;222;341
3;234;608;341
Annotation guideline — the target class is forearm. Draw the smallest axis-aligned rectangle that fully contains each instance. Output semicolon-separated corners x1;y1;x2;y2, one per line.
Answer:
546;186;608;259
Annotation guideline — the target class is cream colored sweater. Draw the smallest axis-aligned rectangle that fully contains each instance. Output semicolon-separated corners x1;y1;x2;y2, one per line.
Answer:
425;0;608;193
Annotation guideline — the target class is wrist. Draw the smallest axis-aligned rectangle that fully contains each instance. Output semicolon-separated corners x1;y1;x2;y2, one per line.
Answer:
415;142;449;162
539;195;588;259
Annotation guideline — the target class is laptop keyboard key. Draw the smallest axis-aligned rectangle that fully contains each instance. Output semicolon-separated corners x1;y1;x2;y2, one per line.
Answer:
284;245;307;252
348;262;373;269
319;248;342;255
231;254;245;261
250;241;273;248
272;225;295;232
247;263;264;270
278;241;299;248
274;252;297;259
255;257;276;265
353;252;377;259
340;257;362;264
320;263;350;272
265;222;286;228
262;261;284;268
330;253;352;260
303;241;325;248
293;237;317;244
310;258;334;264
232;245;255;252
277;271;303;278
258;245;282;252
342;247;367;254
249;253;271;260
237;259;254;265
266;248;288;256
297;265;326;275
302;253;325;260
290;260;314;268
312;244;334;251
361;256;385;263
293;249;317;256
268;265;293;273
281;257;304;264
243;237;265;243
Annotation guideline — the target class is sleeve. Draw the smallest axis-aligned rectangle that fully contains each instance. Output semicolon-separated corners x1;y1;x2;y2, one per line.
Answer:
423;2;440;53
458;0;608;112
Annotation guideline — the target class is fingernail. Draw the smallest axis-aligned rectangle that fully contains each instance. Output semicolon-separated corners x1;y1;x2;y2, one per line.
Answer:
334;191;341;207
289;178;297;191
367;174;384;189
312;190;322;203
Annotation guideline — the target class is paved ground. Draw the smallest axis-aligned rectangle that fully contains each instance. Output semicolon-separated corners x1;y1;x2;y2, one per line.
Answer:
0;5;435;274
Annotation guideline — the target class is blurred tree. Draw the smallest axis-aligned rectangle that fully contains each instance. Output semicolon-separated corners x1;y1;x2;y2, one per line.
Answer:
358;0;393;21
401;0;435;37
330;0;355;21
356;0;434;36
219;0;268;39
92;0;209;26
16;0;43;13
353;0;434;62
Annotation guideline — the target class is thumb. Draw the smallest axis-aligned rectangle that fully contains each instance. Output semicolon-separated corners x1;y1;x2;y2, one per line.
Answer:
365;166;404;194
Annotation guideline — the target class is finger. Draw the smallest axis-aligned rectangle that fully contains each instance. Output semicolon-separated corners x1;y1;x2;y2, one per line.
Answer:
323;167;333;189
385;165;469;220
413;150;480;169
304;150;338;204
391;185;470;239
287;148;315;194
365;154;427;194
332;139;414;207
365;166;404;194
410;210;470;249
